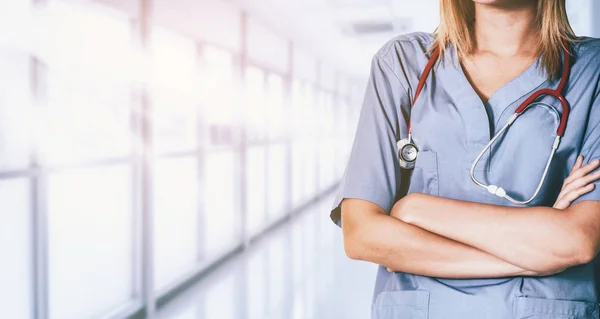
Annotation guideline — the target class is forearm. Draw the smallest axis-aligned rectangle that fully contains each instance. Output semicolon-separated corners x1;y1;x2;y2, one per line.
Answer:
345;211;543;278
398;193;586;272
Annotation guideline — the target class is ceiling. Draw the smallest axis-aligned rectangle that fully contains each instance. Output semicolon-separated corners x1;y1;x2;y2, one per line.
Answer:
234;0;439;76
96;0;440;78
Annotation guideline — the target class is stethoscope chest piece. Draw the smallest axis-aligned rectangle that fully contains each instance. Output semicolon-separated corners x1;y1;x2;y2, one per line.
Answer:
397;137;418;169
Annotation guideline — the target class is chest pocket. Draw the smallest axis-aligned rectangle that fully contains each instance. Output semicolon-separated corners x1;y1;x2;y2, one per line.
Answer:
406;150;439;196
514;296;600;319
372;290;430;319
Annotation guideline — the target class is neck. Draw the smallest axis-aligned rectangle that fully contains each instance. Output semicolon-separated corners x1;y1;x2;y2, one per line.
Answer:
473;0;540;57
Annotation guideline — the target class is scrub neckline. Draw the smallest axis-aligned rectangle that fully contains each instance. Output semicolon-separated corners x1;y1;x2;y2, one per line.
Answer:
436;45;549;141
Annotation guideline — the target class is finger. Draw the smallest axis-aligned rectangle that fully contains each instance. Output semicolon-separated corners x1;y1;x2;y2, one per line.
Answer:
554;199;568;210
562;184;595;206
561;170;600;196
387;267;394;273
564;159;599;185
554;176;600;208
555;184;595;209
570;155;584;174
556;173;598;208
563;159;600;186
554;190;572;209
579;170;600;187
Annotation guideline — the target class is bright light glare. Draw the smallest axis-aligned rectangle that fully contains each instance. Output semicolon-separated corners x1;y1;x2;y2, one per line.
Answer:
201;45;237;126
0;49;32;171
40;74;131;165
149;27;198;94
43;1;134;84
0;0;34;54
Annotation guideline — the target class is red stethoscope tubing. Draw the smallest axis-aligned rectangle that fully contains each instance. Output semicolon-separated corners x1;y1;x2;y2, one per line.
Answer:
408;45;572;137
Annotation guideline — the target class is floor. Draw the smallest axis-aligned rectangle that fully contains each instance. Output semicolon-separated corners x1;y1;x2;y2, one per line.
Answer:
155;194;378;319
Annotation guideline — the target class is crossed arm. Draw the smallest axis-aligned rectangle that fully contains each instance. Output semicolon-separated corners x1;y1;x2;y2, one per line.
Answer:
341;156;600;278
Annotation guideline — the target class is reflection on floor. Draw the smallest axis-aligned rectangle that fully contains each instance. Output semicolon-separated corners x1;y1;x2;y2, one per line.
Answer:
156;194;378;319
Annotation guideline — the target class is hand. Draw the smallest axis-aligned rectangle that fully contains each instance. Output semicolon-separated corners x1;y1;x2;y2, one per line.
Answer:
554;156;600;210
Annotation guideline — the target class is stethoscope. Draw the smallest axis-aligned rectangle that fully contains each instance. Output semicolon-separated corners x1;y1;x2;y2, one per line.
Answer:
398;45;572;204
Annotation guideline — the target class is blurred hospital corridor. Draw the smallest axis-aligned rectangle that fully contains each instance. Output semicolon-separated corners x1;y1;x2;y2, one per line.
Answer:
154;194;377;319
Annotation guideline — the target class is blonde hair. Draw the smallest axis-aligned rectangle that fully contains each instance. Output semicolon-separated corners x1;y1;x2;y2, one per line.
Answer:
433;0;577;80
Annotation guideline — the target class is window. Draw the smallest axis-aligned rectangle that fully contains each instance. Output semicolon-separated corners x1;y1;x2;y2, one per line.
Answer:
201;45;238;148
41;2;133;165
48;165;133;319
319;138;335;190
149;27;198;154
0;178;32;319
266;73;285;140
245;66;266;141
266;143;288;221
291;81;304;138
0;49;32;172
321;92;334;137
291;141;305;207
246;145;266;235
42;71;131;165
303;142;317;199
204;150;240;257
40;4;137;319
153;157;200;290
200;46;241;261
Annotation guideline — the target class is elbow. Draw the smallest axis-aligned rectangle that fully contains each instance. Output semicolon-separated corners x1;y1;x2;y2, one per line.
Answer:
342;214;374;261
568;214;600;266
553;228;598;269
571;233;598;266
340;199;376;261
343;238;361;260
526;230;596;274
342;227;366;260
575;246;597;266
536;211;600;270
562;203;600;267
339;198;398;263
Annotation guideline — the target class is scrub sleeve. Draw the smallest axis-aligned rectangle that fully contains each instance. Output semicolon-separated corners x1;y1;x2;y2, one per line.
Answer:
329;52;411;227
572;94;600;204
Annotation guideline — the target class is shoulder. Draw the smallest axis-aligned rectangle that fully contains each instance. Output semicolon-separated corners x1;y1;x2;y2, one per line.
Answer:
374;32;435;63
572;37;600;67
568;37;600;98
570;38;600;118
370;32;435;89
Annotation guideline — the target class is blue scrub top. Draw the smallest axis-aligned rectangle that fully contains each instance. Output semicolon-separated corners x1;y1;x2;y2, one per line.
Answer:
330;32;600;319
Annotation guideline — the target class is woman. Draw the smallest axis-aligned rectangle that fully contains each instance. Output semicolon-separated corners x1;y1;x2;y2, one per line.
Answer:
330;0;600;318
